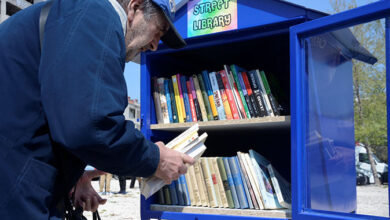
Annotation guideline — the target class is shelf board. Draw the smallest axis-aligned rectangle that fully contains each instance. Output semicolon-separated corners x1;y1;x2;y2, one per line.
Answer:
150;116;290;132
150;204;291;218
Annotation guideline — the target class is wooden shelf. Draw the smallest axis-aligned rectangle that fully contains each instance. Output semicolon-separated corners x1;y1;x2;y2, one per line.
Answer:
150;204;291;218
150;116;290;132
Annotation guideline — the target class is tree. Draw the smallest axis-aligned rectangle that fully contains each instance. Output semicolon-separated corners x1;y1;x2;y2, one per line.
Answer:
330;0;386;185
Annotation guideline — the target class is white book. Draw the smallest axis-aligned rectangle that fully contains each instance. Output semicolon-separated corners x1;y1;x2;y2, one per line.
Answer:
157;77;170;124
166;124;199;149
180;133;208;154
242;152;265;209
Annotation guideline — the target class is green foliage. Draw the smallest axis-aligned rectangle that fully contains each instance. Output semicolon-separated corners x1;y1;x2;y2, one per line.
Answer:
330;0;387;160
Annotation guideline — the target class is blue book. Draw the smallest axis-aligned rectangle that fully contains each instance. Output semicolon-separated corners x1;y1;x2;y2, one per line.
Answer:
201;70;214;97
179;175;191;206
229;157;249;209
175;179;185;205
164;79;173;123
180;75;192;122
209;72;226;120
235;156;253;209
223;157;240;208
168;181;179;205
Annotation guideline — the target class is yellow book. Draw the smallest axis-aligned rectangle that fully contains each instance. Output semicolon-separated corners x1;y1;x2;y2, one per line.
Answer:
212;157;229;208
208;157;222;207
200;158;218;207
208;95;219;120
176;74;187;122
188;165;201;206
172;75;184;123
194;161;209;207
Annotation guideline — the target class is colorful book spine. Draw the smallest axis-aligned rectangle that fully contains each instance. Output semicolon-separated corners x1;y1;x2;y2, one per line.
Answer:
229;157;249;209
176;74;188;122
220;70;240;119
192;75;208;122
230;65;251;119
238;72;255;118
152;77;163;124
180;75;192;122
197;74;214;121
255;70;274;117
186;80;198;122
202;70;219;120
168;79;179;123
189;77;203;121
227;70;246;119
242;72;261;117
223;157;240;208
217;157;235;208
172;75;184;123
248;70;268;117
209;72;226;120
259;70;281;116
216;72;233;120
164;79;173;123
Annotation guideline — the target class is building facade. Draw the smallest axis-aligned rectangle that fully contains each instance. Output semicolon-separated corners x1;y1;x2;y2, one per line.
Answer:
123;97;140;130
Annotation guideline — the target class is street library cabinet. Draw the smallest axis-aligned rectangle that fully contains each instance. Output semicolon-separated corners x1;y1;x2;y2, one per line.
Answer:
139;0;390;220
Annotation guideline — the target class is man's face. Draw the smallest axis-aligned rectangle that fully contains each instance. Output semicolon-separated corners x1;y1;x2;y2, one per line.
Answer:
124;8;168;62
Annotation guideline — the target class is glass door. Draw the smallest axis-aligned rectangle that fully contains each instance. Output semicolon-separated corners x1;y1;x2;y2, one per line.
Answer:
291;1;390;220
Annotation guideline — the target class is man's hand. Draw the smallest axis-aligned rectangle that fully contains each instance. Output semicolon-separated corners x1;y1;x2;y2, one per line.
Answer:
73;170;107;212
154;141;195;184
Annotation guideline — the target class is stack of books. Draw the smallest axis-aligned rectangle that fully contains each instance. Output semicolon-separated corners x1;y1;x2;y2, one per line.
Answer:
141;124;207;198
152;64;283;124
155;150;291;210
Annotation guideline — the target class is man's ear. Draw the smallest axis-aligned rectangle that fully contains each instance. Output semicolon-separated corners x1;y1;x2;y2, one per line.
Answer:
127;0;143;25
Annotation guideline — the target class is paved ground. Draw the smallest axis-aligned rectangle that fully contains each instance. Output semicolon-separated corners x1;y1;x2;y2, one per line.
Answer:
83;179;389;219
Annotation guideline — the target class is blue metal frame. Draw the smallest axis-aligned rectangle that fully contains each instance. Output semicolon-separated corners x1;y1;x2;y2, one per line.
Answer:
290;1;390;220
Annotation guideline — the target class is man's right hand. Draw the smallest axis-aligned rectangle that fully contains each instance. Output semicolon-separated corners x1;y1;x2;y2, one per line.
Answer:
154;141;195;184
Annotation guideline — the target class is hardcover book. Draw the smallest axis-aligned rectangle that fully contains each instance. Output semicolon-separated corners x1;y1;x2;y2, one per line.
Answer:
202;70;219;120
192;75;208;121
229;156;249;209
197;73;214;121
230;65;251;119
223;157;240;208
216;72;233;120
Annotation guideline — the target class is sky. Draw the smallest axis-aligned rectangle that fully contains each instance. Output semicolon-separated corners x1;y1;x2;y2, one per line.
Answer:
124;0;375;100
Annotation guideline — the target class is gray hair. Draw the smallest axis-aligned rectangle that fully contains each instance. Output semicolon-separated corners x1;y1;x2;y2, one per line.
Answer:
117;0;163;21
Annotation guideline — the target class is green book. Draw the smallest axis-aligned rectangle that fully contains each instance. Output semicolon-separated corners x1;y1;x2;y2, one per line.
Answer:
230;64;251;119
197;74;213;121
163;185;172;205
217;157;235;208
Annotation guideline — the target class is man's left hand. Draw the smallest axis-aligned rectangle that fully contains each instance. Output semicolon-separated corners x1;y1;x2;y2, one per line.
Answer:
73;170;107;212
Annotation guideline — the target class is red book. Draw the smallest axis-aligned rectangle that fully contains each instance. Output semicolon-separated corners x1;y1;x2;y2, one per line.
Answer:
220;70;239;119
242;72;261;117
186;81;198;122
229;72;247;119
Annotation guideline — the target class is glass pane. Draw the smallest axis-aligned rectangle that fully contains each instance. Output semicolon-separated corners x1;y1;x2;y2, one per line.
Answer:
304;18;388;217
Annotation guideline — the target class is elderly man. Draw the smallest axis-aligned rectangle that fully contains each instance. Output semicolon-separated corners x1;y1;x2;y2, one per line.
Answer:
0;0;192;219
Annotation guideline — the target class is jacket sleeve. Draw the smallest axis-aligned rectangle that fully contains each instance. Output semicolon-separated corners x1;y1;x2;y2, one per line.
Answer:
38;0;159;177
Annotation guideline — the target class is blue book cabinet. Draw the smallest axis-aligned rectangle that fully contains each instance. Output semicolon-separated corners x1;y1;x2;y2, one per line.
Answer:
140;1;390;219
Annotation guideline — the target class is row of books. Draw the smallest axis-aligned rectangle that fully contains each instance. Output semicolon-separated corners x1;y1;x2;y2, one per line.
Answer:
152;65;282;124
141;124;207;198
156;150;291;210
